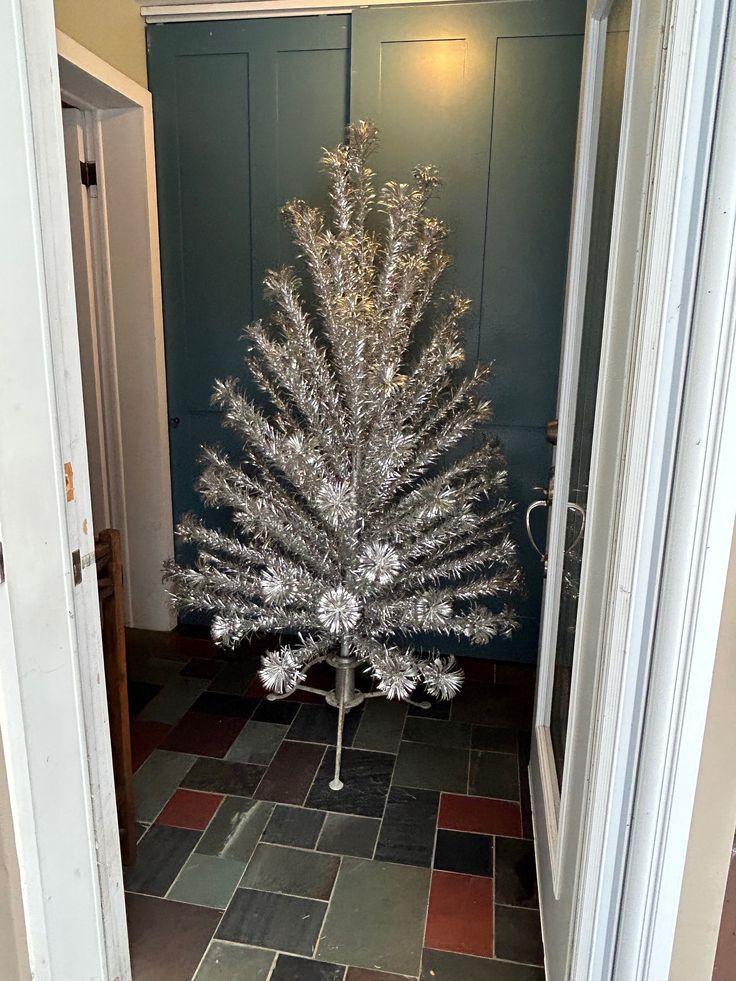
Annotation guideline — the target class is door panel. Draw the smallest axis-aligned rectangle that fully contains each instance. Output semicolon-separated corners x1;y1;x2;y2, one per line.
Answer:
147;17;351;530
351;2;583;658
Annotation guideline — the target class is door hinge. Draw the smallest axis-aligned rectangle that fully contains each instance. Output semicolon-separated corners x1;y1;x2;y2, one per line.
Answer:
80;159;97;189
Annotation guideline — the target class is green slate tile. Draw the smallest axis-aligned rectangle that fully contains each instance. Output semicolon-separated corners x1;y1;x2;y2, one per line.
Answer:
421;948;544;980
168;852;245;909
138;676;210;725
403;717;472;748
133;750;196;823
226;720;287;765
216;888;326;956
392;741;469;794
353;698;407;753
317;813;380;859
316;857;430;976
262;804;326;848
193;940;275;980
242;843;340;901
197;796;274;863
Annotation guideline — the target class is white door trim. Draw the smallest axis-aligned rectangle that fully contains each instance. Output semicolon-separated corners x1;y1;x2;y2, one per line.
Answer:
1;3;130;978
572;0;732;977
612;7;736;978
137;0;478;23
57;30;176;633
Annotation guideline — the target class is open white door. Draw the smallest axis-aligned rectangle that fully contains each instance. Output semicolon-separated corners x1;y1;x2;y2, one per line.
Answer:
529;0;663;976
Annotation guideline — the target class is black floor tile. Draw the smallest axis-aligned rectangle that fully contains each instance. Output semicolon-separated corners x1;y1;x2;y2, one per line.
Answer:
209;658;260;695
124;825;200;896
408;698;451;720
306;748;395;818
495;838;538;908
191;691;259;719
374;786;439;867
494;905;544;967
471;726;518;754
181;757;266;796
252;699;301;725
433;829;493;877
262;804;326;848
288;702;363;746
452;684;533;729
468;751;520;801
271;954;345;981
181;657;225;680
128;680;163;717
216;887;326;956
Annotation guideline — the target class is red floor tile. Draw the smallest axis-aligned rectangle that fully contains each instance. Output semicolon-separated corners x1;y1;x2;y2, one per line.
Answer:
162;710;245;758
130;719;172;771
156;788;223;831
425;870;494;957
126;893;220;981
438;793;523;838
462;659;497;683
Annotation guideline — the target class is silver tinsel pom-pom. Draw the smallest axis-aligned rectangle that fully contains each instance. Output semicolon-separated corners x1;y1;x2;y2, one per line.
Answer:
260;567;298;605
211;615;246;648
358;542;402;585
316;479;354;527
370;647;419;700
259;647;307;694
317;586;362;634
420;654;465;700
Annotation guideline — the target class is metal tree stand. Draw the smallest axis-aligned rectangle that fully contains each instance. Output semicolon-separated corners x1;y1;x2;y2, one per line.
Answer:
267;637;431;791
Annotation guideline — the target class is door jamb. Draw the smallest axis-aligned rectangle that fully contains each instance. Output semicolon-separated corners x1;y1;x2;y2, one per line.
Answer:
57;31;176;633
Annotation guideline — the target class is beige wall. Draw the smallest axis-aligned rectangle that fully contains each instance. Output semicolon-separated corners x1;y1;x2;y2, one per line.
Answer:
670;524;736;981
0;729;30;981
54;0;147;87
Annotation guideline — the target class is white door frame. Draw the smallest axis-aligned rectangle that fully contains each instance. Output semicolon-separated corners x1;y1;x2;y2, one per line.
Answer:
531;0;735;977
58;30;175;634
0;2;130;978
613;10;736;978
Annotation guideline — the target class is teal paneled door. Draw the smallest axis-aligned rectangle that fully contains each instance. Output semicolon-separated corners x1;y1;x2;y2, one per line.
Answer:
147;4;583;659
351;1;583;659
147;17;351;529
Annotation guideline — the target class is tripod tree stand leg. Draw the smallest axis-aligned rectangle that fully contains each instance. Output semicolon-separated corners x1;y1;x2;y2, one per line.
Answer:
330;687;346;791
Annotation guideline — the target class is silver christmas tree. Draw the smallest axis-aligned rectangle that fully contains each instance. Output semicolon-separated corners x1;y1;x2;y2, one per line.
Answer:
164;121;522;789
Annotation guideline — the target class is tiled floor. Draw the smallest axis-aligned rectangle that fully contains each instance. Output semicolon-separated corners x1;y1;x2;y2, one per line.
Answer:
125;629;541;980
